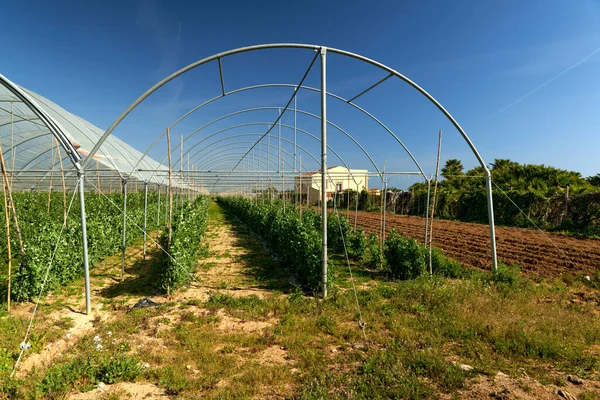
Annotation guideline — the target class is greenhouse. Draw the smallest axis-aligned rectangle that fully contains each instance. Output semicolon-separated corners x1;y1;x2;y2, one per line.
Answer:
0;44;509;384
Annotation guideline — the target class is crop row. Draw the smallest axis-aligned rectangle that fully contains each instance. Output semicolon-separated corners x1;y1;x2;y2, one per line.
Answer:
0;192;163;301
157;195;210;293
220;197;468;291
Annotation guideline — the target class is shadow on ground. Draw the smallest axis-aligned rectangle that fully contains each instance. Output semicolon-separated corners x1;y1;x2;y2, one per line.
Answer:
97;247;164;299
219;206;296;293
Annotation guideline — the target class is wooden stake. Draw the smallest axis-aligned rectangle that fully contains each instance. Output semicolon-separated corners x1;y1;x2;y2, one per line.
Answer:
0;144;24;255
429;130;443;275
55;138;67;224
47;137;56;213
96;160;100;197
0;143;12;312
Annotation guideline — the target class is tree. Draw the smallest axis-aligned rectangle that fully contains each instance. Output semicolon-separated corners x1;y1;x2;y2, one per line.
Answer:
587;174;600;187
441;159;464;180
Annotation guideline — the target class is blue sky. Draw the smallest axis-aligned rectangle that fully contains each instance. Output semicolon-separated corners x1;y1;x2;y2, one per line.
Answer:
1;0;599;189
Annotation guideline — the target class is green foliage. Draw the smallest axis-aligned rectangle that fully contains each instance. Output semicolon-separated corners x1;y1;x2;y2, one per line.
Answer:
218;197;326;292
490;263;521;286
37;354;141;396
399;160;600;236
158;196;210;293
430;248;465;278
0;192;160;302
383;229;427;280
348;228;367;260
362;233;381;269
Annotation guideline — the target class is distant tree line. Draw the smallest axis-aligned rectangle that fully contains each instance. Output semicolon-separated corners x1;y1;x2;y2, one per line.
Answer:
389;159;600;236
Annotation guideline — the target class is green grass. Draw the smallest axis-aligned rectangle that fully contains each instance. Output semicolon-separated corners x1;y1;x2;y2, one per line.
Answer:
1;200;600;398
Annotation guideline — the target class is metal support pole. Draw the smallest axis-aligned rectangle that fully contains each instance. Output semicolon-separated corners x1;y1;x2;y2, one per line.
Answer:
294;88;297;172
320;47;328;298
143;181;148;261
424;178;431;247
121;179;128;280
157;184;161;247
486;173;499;271
278;108;281;174
355;181;359;230
78;173;92;315
382;180;387;243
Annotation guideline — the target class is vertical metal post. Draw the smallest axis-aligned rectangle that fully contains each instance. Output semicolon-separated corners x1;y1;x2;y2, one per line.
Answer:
143;181;148;261
78;173;92;315
320;47;328;298
299;155;303;222
180;136;183;217
486;173;498;271
294;87;297;172
355;181;360;230
121;179;127;280
278;108;281;174
157;184;161;247
382;180;388;243
424;178;431;247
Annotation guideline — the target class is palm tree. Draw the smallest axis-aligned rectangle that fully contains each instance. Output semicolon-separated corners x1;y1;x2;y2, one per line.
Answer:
441;159;464;180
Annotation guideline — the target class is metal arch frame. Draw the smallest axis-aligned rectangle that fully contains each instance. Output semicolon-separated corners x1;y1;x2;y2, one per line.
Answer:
170;106;382;177
196;146;296;172
26;93;132;177
191;137;318;171
186;121;370;174
185;128;363;182
187;132;372;201
0;73;93;315
0;75;82;168
142;121;370;187
198;154;285;174
0;130;52;153
129;83;424;180
82;42;497;281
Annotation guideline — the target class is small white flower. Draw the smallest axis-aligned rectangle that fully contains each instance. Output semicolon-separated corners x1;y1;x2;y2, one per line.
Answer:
97;382;105;389
142;362;150;369
93;336;101;344
96;343;103;351
107;331;112;337
585;275;591;281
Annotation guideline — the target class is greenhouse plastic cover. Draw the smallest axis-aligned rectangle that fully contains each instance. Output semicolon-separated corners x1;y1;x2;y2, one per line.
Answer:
0;80;171;188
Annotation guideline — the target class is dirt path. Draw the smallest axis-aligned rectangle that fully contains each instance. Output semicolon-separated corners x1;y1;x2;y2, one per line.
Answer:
342;210;600;276
9;200;295;399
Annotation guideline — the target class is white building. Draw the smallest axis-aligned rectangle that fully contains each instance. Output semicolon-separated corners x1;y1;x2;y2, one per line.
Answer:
294;166;368;201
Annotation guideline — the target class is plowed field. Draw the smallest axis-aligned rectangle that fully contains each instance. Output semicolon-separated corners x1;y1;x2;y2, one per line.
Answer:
341;210;600;276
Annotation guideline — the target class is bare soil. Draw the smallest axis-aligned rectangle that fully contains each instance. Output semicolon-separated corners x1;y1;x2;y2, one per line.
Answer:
343;210;600;276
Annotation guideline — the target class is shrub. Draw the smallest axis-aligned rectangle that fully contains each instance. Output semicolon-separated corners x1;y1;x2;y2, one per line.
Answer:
158;196;210;293
362;233;381;270
348;228;367;260
430;248;465;278
5;192;160;301
218;197;327;293
491;263;520;285
383;229;427;280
